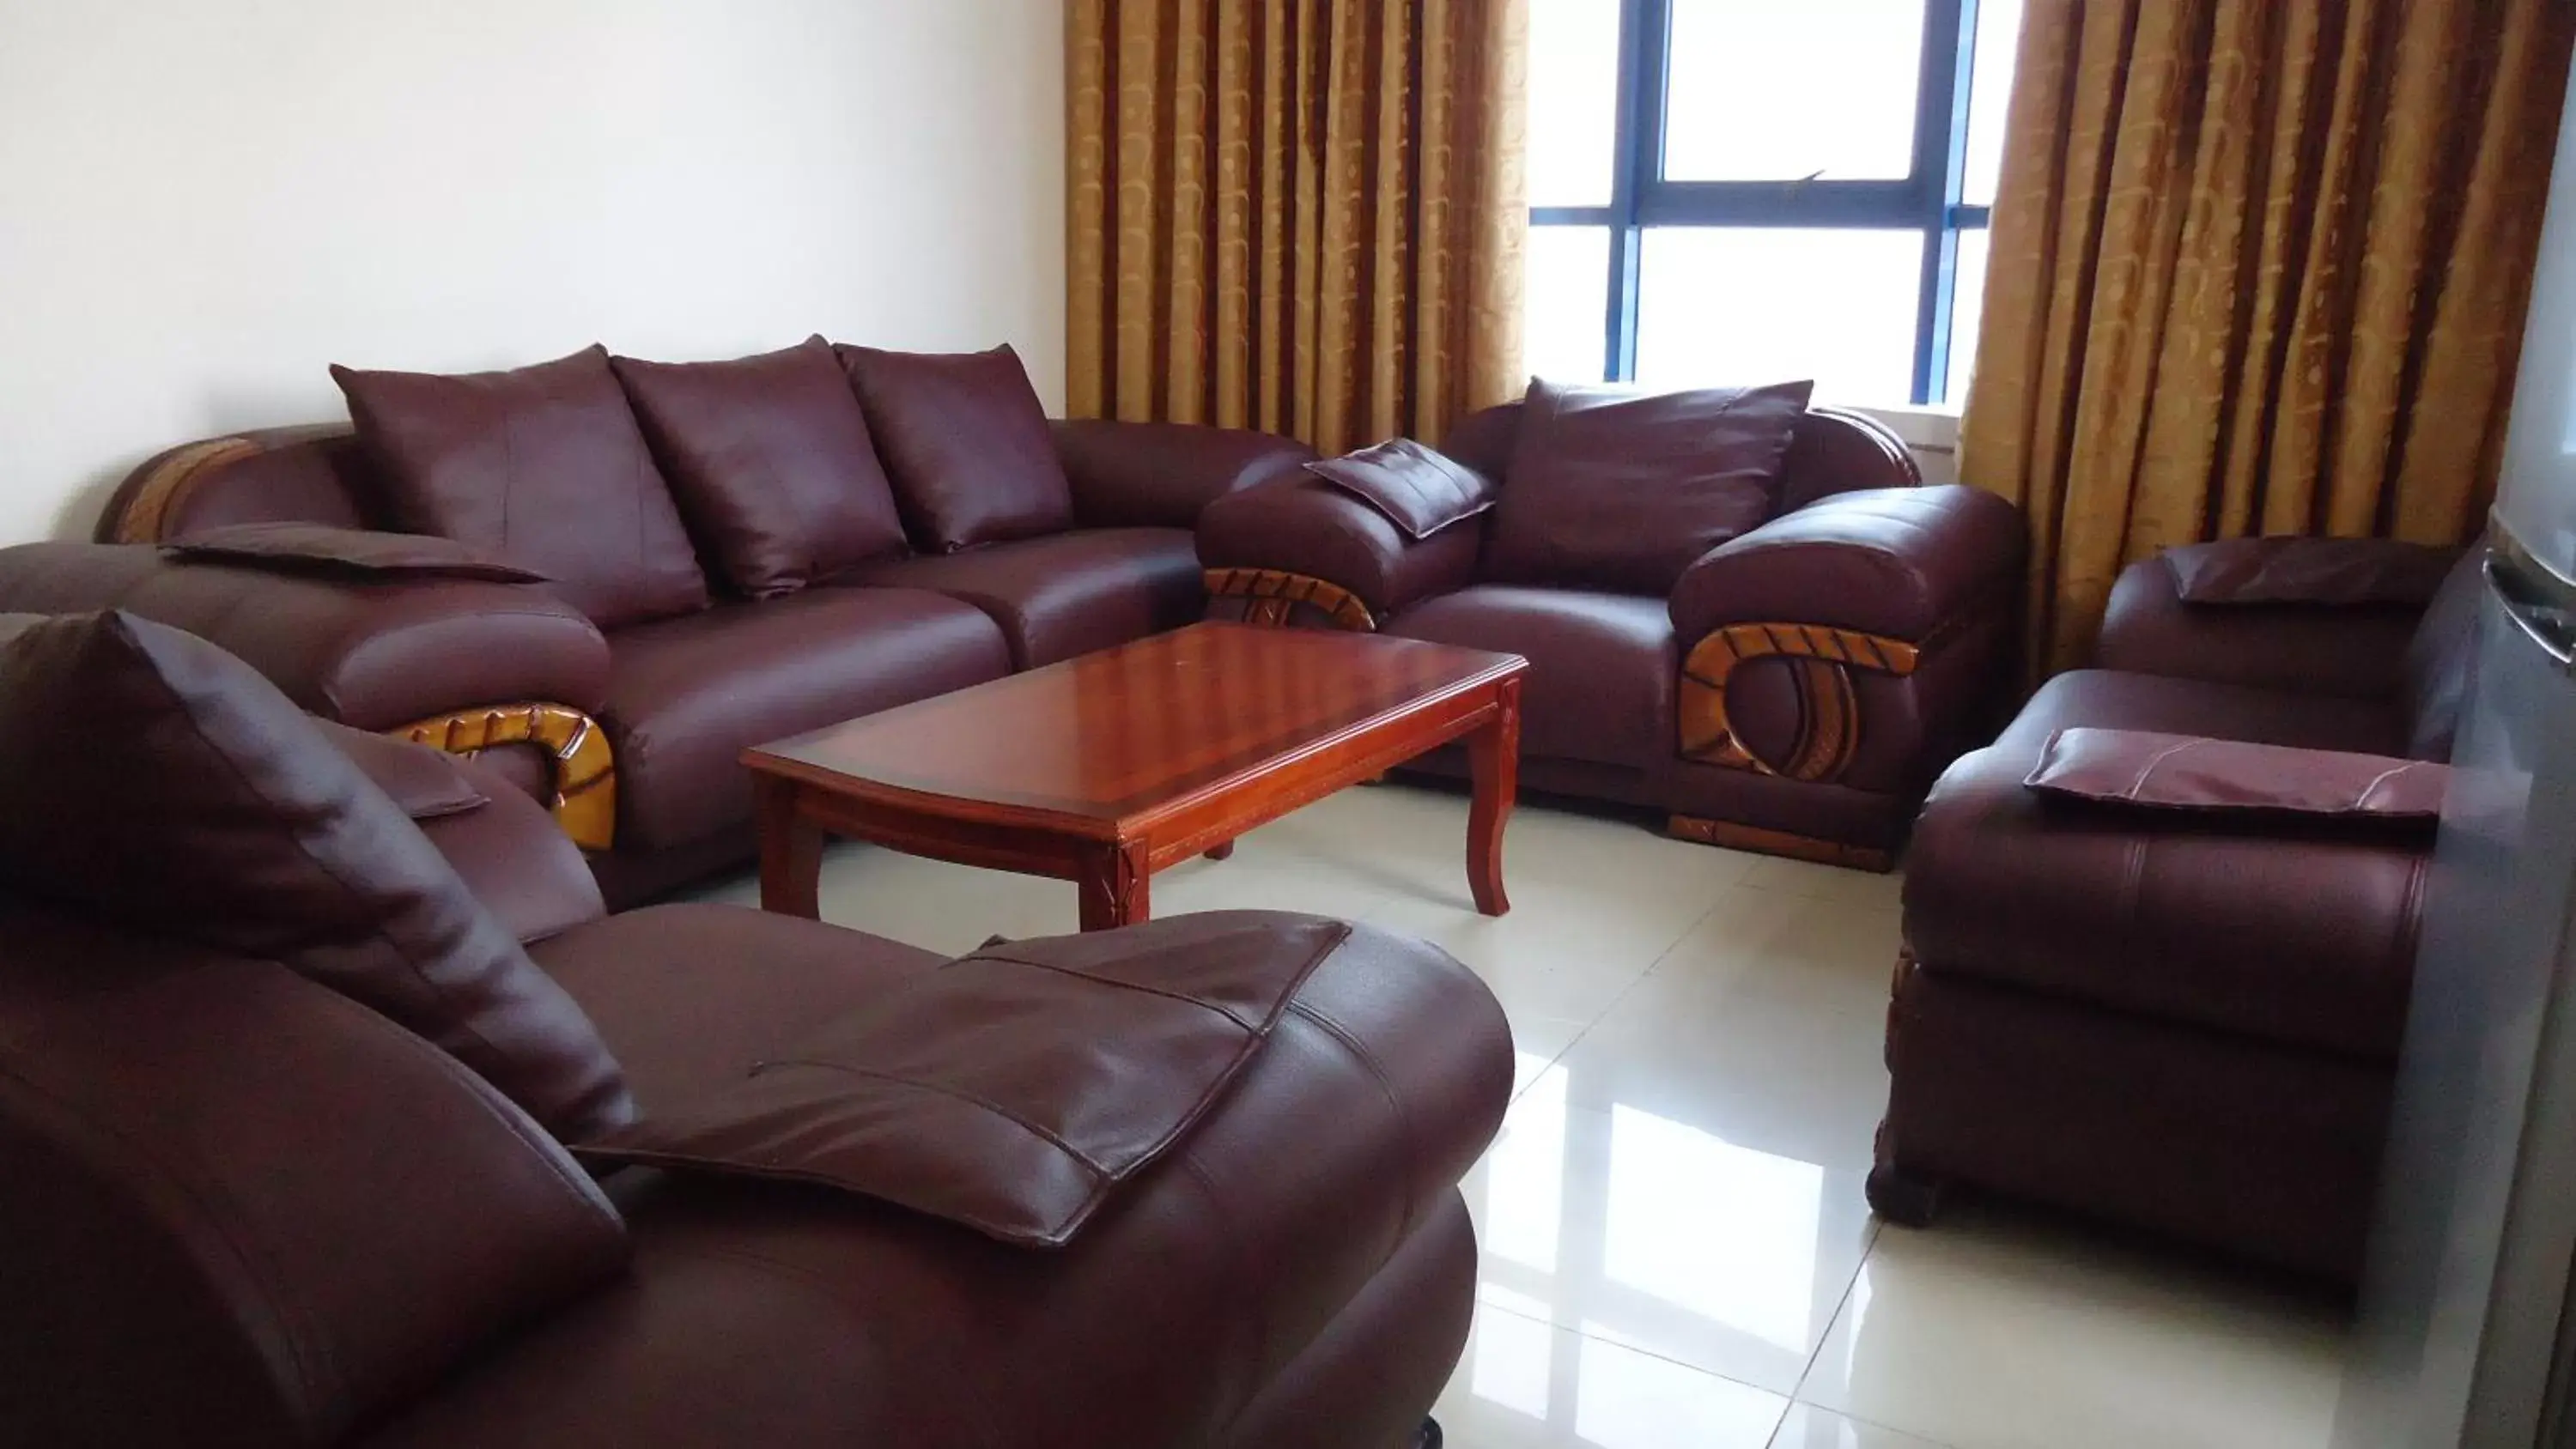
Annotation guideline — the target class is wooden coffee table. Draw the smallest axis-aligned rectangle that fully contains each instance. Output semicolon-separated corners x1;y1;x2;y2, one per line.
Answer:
743;621;1528;931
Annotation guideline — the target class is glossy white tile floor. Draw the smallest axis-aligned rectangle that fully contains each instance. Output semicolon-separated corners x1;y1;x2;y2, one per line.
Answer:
702;783;2351;1449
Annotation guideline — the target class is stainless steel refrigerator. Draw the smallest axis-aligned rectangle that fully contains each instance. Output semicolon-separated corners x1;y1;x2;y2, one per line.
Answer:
2333;45;2576;1449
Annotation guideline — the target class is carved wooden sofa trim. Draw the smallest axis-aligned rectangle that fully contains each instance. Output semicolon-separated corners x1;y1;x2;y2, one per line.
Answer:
394;702;617;851
1204;567;1378;633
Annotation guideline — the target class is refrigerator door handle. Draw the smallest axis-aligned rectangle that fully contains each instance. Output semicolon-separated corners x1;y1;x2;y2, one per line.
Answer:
2489;557;2576;670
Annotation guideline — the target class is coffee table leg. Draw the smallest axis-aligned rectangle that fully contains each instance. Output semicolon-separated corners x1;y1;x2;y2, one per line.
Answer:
756;776;824;920
1078;840;1152;931
1465;678;1521;917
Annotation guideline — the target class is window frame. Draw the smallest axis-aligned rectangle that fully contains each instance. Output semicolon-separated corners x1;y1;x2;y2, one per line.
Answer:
1529;0;1993;405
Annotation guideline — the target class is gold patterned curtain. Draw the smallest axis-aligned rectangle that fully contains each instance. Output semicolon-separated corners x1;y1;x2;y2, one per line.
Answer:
1066;0;1528;455
1959;0;2574;676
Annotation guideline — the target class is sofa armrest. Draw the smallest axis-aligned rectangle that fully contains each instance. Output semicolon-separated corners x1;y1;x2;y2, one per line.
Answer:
1669;484;2025;644
2155;536;2462;607
0;542;611;729
1905;743;2424;1060
2095;551;2424;700
1196;476;1484;627
1051;419;1319;530
1665;486;2024;782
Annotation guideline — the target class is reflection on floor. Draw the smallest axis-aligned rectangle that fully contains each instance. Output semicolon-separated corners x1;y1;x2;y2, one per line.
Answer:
699;783;2353;1449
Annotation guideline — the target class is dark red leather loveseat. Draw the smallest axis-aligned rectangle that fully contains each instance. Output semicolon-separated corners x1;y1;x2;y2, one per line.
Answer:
1873;535;2482;1281
0;608;1512;1447
0;340;1315;906
1197;394;2026;868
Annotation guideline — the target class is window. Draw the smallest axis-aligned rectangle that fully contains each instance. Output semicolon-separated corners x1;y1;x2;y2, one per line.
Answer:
1526;0;2023;406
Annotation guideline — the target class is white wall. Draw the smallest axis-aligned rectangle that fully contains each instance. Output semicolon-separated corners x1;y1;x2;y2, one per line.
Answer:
0;0;1066;543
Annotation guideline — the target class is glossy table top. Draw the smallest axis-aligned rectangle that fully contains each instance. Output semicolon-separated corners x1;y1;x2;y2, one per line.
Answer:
748;622;1526;822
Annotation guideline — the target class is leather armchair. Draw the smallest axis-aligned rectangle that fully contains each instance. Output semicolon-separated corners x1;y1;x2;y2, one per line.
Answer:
0;615;1513;1447
1200;401;2026;868
1874;536;2482;1281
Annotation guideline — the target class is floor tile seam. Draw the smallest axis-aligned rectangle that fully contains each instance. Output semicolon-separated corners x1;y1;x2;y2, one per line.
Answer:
1772;1404;1967;1449
1785;1219;1886;1409
1472;1291;1804;1403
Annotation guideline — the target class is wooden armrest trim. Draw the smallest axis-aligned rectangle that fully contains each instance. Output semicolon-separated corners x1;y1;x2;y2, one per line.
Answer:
112;437;266;544
1679;623;1921;781
1203;567;1378;632
392;702;616;851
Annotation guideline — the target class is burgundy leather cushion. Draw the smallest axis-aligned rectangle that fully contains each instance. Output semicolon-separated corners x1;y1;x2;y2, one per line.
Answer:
1485;379;1814;594
2163;536;2463;606
332;345;709;627
316;718;489;820
533;903;946;1110
851;527;1203;668
2026;728;2446;822
1306;439;1498;540
163;522;550;583
1387;585;1674;768
600;586;1013;850
0;915;630;1448
611;338;910;598
835;343;1074;551
577;913;1356;1246
0;611;635;1140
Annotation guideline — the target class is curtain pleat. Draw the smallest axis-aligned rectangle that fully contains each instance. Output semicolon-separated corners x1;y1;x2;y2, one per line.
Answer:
1067;0;1526;455
1959;0;2573;676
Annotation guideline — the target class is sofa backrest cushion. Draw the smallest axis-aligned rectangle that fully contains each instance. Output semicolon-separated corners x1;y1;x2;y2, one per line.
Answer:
611;338;911;598
331;345;709;627
835;343;1075;552
1484;378;1815;595
2402;543;2488;761
0;906;629;1447
0;610;635;1140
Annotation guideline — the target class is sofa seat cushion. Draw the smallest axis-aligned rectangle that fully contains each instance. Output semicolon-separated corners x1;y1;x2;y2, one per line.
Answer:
1385;585;1673;768
601;589;1012;851
1906;670;2428;1061
386;918;1511;1449
1992;668;2410;759
851;527;1203;669
532;903;946;1112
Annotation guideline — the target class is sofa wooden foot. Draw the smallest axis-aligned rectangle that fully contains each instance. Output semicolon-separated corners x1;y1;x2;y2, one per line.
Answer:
1666;815;1893;872
1866;1164;1948;1227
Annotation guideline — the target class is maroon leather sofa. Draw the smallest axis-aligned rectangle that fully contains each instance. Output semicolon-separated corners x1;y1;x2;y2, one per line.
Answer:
0;608;1513;1447
1873;536;2482;1281
0;343;1315;907
1196;400;2026;868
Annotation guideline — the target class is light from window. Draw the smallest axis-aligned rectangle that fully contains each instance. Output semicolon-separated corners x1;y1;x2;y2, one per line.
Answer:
1961;0;2024;206
1664;0;1925;181
1526;226;1613;382
1636;228;1924;403
1523;0;2024;407
1529;0;1622;208
1946;227;1994;400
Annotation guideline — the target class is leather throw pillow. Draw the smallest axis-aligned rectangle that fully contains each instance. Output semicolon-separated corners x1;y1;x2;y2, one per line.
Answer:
1485;378;1814;594
835;343;1074;552
0;610;635;1140
332;344;709;627
612;337;911;597
1307;438;1498;540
